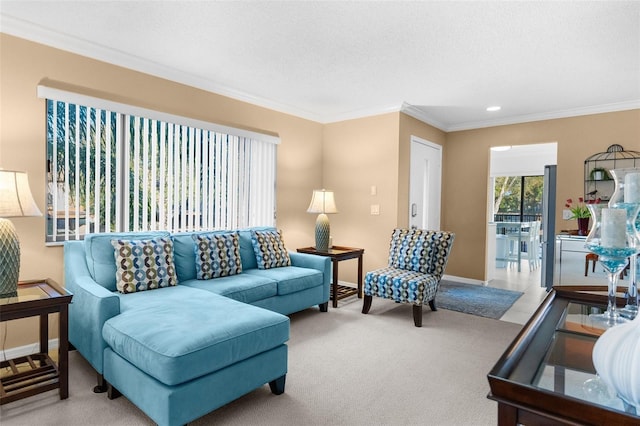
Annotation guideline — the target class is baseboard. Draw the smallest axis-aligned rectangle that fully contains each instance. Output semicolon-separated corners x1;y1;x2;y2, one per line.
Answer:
0;339;59;360
337;280;357;288
442;274;487;286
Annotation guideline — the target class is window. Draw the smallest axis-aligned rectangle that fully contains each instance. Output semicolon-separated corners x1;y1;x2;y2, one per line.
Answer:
493;175;543;222
43;88;277;243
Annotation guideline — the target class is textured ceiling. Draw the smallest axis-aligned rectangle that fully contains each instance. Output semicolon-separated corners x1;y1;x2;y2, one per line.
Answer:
1;1;639;130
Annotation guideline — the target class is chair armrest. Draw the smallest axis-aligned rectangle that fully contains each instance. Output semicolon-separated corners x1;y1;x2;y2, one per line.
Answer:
64;241;120;374
289;252;331;302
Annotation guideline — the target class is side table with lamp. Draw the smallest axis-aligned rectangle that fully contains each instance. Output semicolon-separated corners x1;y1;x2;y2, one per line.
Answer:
303;189;365;307
0;169;73;404
0;169;43;297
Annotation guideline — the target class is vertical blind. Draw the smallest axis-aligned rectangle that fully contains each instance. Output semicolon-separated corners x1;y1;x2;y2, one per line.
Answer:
44;91;278;243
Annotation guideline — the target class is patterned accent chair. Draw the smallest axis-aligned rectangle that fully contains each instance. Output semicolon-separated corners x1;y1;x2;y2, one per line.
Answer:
362;228;455;327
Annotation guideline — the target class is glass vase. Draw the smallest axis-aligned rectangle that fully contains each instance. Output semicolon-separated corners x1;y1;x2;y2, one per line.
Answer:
608;168;640;320
585;202;639;326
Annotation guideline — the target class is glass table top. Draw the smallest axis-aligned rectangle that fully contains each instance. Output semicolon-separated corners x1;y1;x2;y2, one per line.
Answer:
531;301;637;415
0;280;70;306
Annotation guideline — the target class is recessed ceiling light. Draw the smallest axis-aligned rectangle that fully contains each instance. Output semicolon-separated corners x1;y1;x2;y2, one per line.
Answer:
486;106;501;112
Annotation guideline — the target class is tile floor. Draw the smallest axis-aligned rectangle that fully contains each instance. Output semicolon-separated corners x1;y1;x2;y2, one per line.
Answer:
490;262;549;325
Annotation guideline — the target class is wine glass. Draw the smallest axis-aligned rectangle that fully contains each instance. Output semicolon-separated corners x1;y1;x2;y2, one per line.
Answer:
585;202;639;326
608;168;640;320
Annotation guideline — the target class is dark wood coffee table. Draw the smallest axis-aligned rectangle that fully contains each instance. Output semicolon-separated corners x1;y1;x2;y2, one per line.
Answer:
297;246;364;308
0;279;73;404
488;285;640;425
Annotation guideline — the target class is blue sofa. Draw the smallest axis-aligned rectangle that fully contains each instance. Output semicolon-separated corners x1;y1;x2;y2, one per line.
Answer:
64;227;330;426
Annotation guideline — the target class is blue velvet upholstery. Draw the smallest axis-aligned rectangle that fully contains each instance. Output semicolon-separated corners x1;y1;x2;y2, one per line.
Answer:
103;287;289;386
64;227;331;426
180;274;278;304
363;228;454;325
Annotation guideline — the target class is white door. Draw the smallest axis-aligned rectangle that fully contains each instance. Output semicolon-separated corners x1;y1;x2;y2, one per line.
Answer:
409;136;442;230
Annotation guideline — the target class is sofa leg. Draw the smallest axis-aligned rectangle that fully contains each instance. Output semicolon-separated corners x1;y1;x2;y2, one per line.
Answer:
413;305;423;327
107;384;122;400
362;295;372;314
319;302;328;312
93;373;108;393
269;375;286;395
428;299;437;311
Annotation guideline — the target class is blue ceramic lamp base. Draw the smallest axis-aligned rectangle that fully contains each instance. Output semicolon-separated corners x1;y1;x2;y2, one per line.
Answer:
315;213;330;252
0;218;19;298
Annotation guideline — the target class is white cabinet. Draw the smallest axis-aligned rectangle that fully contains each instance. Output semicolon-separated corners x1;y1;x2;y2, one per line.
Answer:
554;235;608;285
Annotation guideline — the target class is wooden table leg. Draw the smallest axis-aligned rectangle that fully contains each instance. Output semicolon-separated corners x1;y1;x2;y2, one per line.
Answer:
332;259;339;308
497;403;518;425
59;305;69;399
40;313;48;354
357;253;363;298
40;313;48;368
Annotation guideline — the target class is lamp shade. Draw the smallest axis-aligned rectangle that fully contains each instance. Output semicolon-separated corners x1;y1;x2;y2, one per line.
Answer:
0;170;42;217
306;189;338;214
0;169;41;298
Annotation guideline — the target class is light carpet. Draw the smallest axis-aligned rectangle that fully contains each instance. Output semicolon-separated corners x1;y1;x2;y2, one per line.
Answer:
0;296;523;426
436;281;524;320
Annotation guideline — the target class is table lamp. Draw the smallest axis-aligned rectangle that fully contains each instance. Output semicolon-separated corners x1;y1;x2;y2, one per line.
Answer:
0;170;42;297
307;189;338;251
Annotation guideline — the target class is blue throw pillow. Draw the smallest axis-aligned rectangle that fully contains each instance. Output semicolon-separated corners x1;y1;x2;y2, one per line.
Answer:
250;229;291;269
111;237;178;294
192;232;243;279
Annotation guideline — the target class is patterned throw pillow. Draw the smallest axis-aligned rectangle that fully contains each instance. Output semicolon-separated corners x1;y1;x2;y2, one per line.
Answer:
111;237;178;294
192;232;243;279
250;229;291;269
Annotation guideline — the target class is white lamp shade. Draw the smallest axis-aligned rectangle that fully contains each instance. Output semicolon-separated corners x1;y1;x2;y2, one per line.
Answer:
0;170;42;218
307;189;338;214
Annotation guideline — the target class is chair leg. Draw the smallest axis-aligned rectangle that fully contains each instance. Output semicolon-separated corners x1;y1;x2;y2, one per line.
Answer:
362;295;372;314
585;257;589;277
413;305;422;327
428;299;437;311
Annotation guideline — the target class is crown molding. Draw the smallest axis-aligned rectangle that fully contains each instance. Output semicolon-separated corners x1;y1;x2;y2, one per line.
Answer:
322;103;405;124
1;15;407;125
399;103;448;131
0;14;326;123
446;100;640;132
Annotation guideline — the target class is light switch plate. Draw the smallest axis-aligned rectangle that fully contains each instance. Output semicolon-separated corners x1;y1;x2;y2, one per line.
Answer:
562;209;573;220
370;204;380;215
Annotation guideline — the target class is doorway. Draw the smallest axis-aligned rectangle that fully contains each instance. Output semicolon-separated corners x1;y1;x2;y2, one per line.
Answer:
409;136;442;230
485;142;557;286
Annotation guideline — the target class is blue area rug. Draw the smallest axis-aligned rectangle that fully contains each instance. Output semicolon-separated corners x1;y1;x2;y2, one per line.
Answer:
436;281;523;319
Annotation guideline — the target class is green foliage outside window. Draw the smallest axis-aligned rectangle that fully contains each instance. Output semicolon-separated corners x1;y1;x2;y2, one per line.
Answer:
494;175;544;219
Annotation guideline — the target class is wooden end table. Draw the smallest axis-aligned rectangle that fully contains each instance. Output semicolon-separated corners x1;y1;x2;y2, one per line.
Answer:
0;279;73;404
296;246;364;308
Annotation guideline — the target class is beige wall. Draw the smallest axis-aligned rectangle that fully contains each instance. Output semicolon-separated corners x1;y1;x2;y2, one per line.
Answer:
0;34;324;348
444;110;640;281
322;113;400;280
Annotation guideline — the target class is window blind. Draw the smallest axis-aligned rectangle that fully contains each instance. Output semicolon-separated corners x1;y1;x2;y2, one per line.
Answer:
43;88;278;243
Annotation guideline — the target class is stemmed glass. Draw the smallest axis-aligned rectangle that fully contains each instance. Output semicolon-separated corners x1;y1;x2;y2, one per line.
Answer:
609;168;640;319
585;202;639;326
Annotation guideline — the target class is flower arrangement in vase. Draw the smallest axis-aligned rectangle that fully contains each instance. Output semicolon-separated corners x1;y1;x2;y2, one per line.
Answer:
566;197;601;236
